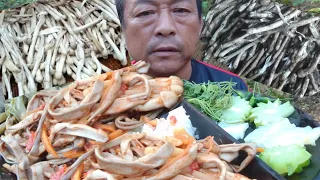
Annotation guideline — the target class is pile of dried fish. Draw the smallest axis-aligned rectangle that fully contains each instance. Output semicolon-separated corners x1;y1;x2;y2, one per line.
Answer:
0;0;127;99
201;0;320;97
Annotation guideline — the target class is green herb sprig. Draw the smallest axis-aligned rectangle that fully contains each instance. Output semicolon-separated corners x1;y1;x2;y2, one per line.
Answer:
183;80;237;120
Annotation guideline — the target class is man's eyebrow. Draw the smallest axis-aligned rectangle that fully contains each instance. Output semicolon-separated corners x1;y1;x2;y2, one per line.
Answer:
172;0;192;4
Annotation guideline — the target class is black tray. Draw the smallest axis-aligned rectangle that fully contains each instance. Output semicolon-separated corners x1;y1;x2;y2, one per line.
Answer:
160;101;285;180
1;100;318;180
176;98;320;180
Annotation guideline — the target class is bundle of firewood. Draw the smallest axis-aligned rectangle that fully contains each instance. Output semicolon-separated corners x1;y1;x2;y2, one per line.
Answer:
201;0;320;98
0;0;127;99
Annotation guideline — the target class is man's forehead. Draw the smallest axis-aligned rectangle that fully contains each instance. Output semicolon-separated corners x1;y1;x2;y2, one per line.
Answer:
128;0;193;7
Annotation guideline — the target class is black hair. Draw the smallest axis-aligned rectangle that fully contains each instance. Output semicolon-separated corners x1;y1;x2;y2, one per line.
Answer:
115;0;203;26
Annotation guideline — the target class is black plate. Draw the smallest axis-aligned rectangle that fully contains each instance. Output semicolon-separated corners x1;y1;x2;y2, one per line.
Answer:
236;91;320;180
0;159;18;179
181;90;320;180
1;99;318;180
0;100;285;180
160;100;285;180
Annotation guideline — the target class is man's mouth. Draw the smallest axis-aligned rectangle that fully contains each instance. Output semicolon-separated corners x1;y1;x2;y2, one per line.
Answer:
151;46;180;57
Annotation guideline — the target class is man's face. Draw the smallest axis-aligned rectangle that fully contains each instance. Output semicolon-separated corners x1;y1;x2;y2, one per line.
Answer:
122;0;202;77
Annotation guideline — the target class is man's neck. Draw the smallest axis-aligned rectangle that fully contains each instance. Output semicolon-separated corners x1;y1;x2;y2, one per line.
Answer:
174;60;192;80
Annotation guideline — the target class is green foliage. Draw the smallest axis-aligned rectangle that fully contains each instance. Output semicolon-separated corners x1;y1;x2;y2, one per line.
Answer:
293;0;306;6
279;0;320;6
183;80;237;120
0;0;35;10
202;1;210;18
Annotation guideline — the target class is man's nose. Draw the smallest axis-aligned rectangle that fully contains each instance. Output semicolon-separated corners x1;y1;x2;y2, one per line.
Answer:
154;11;176;37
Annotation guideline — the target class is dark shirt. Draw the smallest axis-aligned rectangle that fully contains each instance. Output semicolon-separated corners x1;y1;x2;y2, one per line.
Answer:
189;59;249;91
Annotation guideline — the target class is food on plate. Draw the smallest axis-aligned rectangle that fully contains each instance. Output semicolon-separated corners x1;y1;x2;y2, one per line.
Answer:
85;105;257;180
244;118;320;149
218;122;249;140
183;80;295;127
141;106;198;139
248;99;295;126
183;80;237;120
258;145;312;176
87;132;256;180
183;80;319;177
0;62;257;180
219;96;252;124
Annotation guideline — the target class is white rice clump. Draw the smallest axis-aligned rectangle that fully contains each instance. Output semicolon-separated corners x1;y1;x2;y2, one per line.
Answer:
141;106;198;139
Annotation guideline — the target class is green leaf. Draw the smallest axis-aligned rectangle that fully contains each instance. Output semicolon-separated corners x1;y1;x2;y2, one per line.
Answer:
183;80;238;121
4;96;27;121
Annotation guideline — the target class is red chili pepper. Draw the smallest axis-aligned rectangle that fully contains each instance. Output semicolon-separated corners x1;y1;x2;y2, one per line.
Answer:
84;142;93;152
26;131;36;153
120;84;128;91
169;116;177;125
39;103;46;110
189;161;200;173
50;165;68;180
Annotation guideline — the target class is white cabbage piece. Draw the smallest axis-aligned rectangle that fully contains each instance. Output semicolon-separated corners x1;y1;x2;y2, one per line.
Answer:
220;96;252;123
218;122;249;140
248;99;295;126
244;119;320;148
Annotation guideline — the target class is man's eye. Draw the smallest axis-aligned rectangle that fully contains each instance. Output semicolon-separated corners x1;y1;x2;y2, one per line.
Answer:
173;8;190;13
136;11;154;17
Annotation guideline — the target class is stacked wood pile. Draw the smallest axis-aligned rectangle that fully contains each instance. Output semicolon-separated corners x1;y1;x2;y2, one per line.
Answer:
200;0;320;98
0;0;128;99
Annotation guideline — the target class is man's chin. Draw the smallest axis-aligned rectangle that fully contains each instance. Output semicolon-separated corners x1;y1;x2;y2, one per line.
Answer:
147;68;177;78
142;55;187;77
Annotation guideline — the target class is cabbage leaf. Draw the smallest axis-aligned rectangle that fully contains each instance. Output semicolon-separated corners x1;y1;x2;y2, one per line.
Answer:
248;99;295;126
259;145;312;176
220;96;252;123
244;119;320;148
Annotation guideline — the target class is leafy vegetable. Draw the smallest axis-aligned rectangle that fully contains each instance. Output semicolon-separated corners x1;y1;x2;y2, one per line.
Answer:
183;80;237;120
259;145;312;176
248;99;295;126
4;96;27;122
220;96;252;123
0;122;6;135
0;113;6;135
183;80;318;177
0;113;7;124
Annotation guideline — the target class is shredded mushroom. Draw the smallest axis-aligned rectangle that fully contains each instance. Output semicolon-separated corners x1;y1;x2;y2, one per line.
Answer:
0;62;256;179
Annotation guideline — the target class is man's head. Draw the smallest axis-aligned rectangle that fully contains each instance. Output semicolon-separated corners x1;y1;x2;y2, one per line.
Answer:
115;0;203;79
